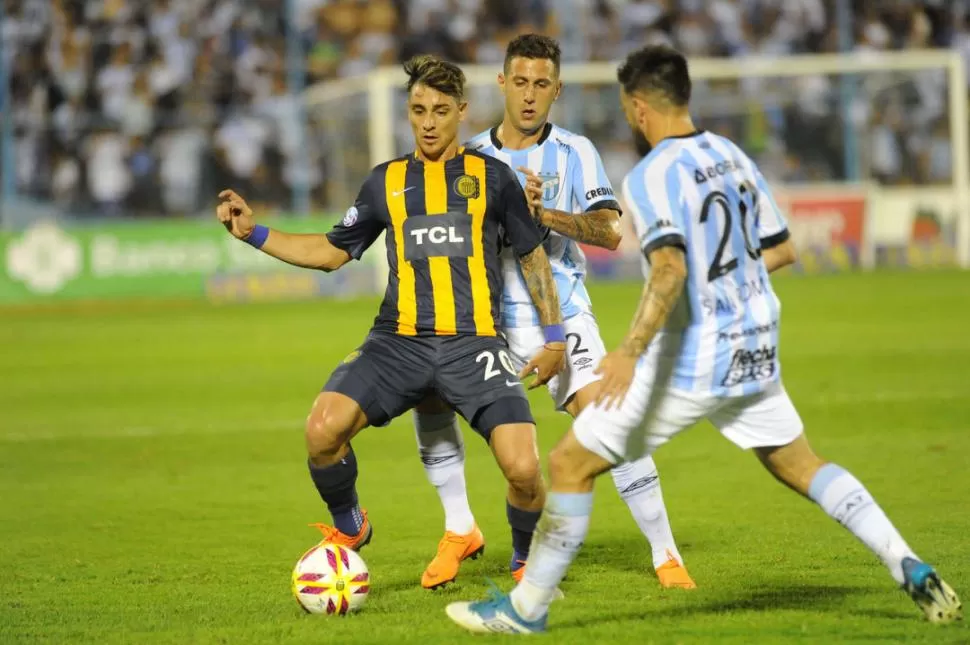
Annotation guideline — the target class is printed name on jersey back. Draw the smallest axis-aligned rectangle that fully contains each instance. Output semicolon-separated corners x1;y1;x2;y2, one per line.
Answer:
700;275;770;316
693;158;744;184
721;344;777;388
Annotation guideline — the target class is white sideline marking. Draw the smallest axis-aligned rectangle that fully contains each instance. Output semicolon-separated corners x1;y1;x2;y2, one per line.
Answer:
0;390;966;443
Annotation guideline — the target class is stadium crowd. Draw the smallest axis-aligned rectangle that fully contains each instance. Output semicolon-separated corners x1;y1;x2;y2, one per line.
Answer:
3;0;968;216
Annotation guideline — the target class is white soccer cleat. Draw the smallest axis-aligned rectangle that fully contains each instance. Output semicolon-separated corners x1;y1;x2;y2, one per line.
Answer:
901;557;962;624
445;591;547;634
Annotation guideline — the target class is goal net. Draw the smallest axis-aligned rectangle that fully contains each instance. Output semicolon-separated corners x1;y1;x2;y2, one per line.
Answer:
304;49;968;290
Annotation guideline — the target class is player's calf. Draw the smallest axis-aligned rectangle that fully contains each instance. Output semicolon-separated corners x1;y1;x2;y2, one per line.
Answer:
548;427;614;494
304;392;372;548
479;397;545;577
491;427;543;508
754;433;826;496
413;397;476;535
490;421;544;574
501;427;613;620
305;392;368;466
414;397;485;589
757;433;933;592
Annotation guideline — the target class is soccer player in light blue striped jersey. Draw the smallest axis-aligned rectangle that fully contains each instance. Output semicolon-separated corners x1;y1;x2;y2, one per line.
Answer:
446;45;962;633
412;34;694;591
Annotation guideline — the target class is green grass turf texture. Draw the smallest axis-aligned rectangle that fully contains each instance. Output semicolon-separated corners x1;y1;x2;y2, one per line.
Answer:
1;270;968;644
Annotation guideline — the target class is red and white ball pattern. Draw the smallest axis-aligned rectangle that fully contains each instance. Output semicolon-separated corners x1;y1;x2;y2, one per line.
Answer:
292;543;370;615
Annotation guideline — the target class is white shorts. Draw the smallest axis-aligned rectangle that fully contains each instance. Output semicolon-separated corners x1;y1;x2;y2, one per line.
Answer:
503;312;606;410
573;356;804;464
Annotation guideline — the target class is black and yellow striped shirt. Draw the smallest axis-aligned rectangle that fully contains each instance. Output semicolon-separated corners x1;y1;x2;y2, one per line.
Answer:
326;148;543;337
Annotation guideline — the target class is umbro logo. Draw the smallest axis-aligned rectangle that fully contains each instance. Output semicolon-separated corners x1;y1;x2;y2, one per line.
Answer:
621;475;659;494
421;455;453;466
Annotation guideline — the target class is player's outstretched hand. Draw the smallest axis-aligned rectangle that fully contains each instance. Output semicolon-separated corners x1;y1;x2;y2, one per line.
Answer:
216;189;255;240
594;350;637;410
516;166;545;224
518;341;565;390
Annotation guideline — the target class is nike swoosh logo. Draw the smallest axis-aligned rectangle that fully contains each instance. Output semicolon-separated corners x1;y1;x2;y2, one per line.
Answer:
392;186;416;196
505;380;519;387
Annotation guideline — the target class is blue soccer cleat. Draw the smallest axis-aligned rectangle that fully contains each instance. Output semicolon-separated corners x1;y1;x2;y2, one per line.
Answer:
901;557;962;624
446;588;547;634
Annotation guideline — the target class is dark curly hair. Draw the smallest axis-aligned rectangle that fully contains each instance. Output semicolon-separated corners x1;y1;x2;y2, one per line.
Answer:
617;45;691;107
403;54;466;101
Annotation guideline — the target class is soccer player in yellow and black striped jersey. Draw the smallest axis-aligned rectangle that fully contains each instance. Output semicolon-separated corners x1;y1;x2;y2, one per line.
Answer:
216;55;566;583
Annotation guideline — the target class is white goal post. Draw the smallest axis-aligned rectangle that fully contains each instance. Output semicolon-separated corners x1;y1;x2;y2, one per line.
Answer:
305;49;969;270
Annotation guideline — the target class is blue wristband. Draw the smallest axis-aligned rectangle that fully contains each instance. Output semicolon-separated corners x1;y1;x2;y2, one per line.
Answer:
542;324;566;344
245;224;269;249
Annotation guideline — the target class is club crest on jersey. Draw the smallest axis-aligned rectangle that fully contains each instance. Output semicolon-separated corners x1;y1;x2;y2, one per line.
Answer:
537;172;561;202
453;175;480;199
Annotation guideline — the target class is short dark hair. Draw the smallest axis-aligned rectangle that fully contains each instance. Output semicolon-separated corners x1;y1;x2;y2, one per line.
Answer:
617;45;691;107
504;34;561;73
403;54;466;101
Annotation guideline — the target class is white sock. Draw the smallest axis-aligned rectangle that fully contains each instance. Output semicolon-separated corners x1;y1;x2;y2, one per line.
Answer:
413;409;475;535
510;492;592;622
611;457;682;569
808;463;918;585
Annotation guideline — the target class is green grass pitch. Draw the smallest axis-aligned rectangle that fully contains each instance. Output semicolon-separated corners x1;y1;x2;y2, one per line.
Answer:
1;271;969;644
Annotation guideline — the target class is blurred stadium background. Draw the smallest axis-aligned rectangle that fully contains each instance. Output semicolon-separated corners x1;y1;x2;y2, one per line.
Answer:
1;0;969;303
3;3;970;643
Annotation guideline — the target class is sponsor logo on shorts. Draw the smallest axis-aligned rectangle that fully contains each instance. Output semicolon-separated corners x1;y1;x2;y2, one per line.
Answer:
721;344;777;388
573;356;594;372
403;213;474;260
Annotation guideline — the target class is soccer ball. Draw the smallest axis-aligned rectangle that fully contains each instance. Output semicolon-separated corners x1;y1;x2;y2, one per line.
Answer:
291;543;371;615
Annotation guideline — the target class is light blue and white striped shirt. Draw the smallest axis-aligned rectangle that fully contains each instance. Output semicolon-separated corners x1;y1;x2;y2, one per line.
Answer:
466;123;620;328
624;130;790;397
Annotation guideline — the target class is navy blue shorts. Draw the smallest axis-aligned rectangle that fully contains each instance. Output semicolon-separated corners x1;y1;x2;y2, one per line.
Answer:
324;330;534;438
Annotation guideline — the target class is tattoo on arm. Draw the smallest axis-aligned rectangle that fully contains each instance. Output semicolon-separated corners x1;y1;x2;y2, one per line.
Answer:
542;209;622;250
518;245;562;327
619;246;687;357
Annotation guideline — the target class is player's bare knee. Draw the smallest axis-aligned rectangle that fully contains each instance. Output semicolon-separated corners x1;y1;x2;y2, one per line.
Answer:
502;453;541;498
305;396;355;464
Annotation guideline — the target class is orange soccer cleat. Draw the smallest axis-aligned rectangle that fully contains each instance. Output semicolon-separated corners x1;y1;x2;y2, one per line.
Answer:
655;550;696;589
511;558;527;584
309;509;373;552
421;525;485;589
